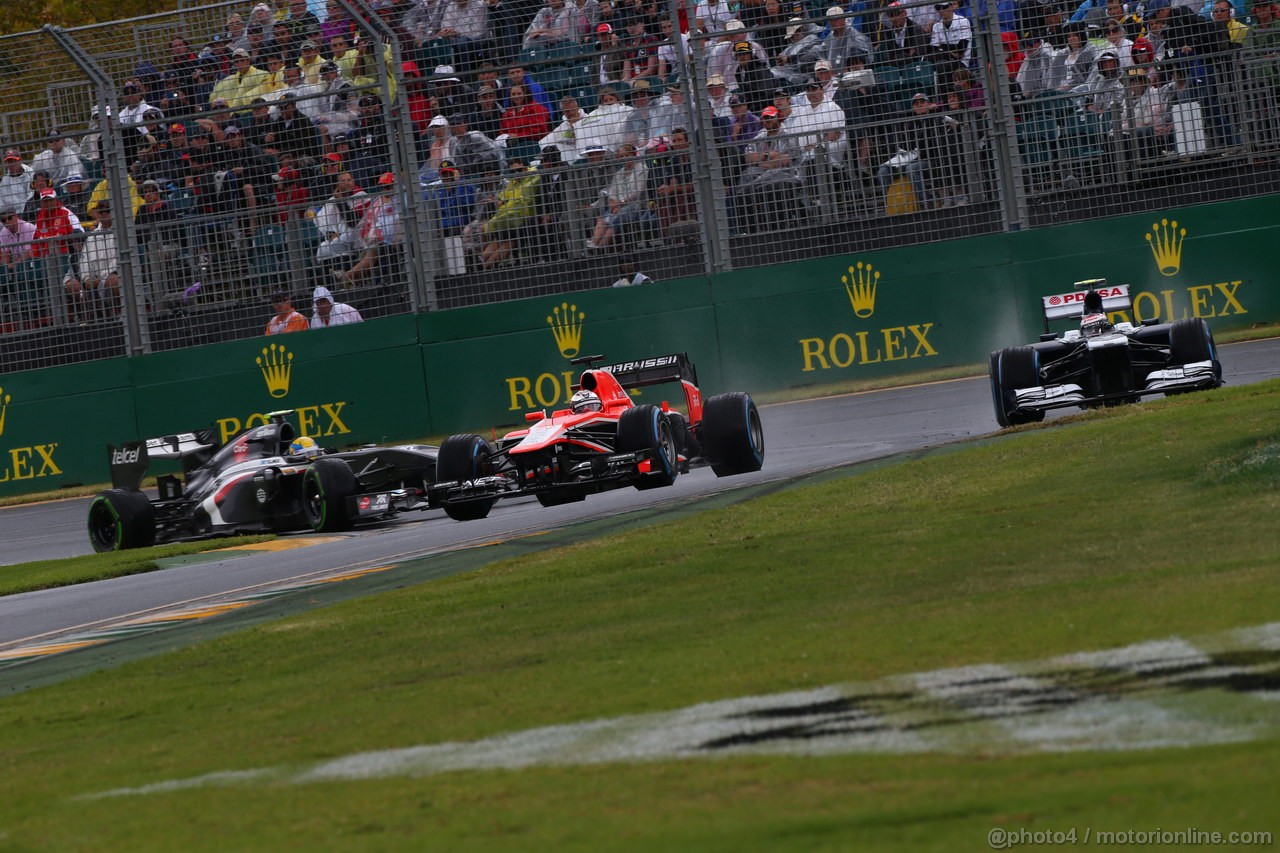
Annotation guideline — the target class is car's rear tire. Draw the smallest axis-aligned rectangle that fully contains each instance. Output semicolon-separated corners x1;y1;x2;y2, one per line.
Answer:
617;404;678;489
990;346;1045;428
303;457;358;532
437;433;497;521
87;489;156;552
701;392;765;477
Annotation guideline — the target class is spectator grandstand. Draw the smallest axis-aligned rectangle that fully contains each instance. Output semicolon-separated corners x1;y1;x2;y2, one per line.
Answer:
0;0;1276;371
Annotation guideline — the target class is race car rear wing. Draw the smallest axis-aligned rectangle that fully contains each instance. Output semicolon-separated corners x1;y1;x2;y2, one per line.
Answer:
593;352;699;390
107;429;218;491
1041;283;1132;332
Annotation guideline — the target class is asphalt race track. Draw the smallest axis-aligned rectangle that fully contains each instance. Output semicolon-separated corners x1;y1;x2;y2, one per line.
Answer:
1;338;1276;649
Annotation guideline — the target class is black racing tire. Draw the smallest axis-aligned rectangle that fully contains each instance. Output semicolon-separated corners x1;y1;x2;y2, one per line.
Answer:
303;457;358;532
1169;318;1216;366
616;404;678;489
667;411;694;459
536;491;587;507
990;346;1045;428
86;489;156;552
701;392;765;477
437;433;497;521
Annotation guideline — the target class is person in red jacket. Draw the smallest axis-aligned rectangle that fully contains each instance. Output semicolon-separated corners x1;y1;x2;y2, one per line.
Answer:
500;84;551;166
32;188;84;318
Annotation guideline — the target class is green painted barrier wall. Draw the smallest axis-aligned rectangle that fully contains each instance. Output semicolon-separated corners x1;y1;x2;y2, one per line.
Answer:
0;197;1275;497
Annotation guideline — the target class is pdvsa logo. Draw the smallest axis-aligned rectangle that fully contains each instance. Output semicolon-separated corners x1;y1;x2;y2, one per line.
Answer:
257;343;294;398
800;260;938;373
0;387;63;484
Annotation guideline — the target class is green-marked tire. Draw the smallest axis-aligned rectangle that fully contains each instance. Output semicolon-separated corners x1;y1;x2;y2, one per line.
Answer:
87;489;156;552
303;457;358;532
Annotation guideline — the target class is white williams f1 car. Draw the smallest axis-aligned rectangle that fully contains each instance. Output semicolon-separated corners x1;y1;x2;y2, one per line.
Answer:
989;279;1223;427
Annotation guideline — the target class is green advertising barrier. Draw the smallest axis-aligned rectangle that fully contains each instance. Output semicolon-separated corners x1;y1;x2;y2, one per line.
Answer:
419;283;719;434
0;197;1276;498
0;359;136;496
130;315;431;448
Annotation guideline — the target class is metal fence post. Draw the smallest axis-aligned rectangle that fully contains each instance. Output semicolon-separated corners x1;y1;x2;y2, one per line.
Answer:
975;6;1029;232
46;25;150;355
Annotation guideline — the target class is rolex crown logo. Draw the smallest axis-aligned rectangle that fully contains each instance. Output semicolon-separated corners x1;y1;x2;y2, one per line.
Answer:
842;261;879;319
547;302;585;359
1145;218;1186;277
257;344;294;399
0;387;9;437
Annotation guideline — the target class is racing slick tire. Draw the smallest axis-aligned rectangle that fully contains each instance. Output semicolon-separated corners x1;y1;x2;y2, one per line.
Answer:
437;433;497;521
303;457;358;532
617;404;678;490
989;346;1046;428
701;392;765;477
87;488;156;552
1168;318;1224;386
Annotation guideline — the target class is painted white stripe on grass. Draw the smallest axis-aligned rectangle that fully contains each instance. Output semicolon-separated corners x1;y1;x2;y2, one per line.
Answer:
86;623;1280;798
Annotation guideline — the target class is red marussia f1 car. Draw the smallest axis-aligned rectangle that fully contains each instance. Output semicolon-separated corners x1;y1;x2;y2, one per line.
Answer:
430;352;764;521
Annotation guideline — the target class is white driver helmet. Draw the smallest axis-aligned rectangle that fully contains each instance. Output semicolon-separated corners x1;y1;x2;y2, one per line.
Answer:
570;389;603;413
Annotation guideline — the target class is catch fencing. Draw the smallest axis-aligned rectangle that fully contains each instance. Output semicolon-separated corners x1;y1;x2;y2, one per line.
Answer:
0;0;1276;372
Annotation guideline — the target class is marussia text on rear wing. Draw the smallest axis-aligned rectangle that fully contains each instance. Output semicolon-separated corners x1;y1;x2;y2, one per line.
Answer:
597;352;699;390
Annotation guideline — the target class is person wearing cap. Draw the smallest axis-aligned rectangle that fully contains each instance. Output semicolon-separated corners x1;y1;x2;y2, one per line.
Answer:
479;155;541;269
423;159;476;255
328;171;401;286
314;60;360;139
265;290;308;334
265;95;324;160
773;19;824;86
447;113;505;177
210;48;266;110
419;115;456;182
705;74;734;117
31;187;84;299
825;6;876;72
647;79;688;141
930;2;973;82
595;22;628;86
0;151;34;217
309;284;362;328
429;66;475;118
737;103;804;230
58;173;92;218
64;200;120;322
622;80;657;146
315;170;370;266
788;77;849;170
297;38;326;85
875;91;949;211
0;209;39;323
523;0;576;51
734;39;777;113
875;1;930;67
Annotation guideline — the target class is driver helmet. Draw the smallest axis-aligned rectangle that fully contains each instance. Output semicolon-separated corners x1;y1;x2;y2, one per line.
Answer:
570;389;603;413
289;436;322;458
1080;312;1114;338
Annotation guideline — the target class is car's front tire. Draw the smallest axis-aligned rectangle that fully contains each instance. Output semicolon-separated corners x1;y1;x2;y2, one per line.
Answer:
617;404;678;489
990;346;1045;428
701;392;765;477
437;433;497;521
87;489;156;552
303;457;358;532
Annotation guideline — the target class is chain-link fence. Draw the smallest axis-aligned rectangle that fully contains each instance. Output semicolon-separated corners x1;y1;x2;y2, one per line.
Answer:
0;0;1276;368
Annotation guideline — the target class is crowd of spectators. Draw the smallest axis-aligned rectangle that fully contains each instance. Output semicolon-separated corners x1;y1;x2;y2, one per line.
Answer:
0;0;1276;333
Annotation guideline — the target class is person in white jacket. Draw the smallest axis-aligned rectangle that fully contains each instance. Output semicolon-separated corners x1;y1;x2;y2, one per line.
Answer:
310;284;363;327
65;201;118;321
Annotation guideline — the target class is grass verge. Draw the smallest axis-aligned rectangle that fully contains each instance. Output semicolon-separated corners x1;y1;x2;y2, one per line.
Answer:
0;384;1276;849
0;535;275;597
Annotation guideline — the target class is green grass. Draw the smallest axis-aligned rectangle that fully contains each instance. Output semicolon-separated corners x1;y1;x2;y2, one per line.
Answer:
0;536;276;596
0;382;1277;849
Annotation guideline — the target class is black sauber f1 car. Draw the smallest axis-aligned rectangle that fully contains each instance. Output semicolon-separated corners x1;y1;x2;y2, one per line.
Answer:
87;412;438;551
429;352;764;521
989;279;1224;427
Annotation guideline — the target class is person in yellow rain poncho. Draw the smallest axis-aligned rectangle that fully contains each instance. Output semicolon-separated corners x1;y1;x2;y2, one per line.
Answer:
479;158;541;269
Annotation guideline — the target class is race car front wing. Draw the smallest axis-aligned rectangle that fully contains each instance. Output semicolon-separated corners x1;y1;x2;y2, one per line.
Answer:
1011;359;1220;414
